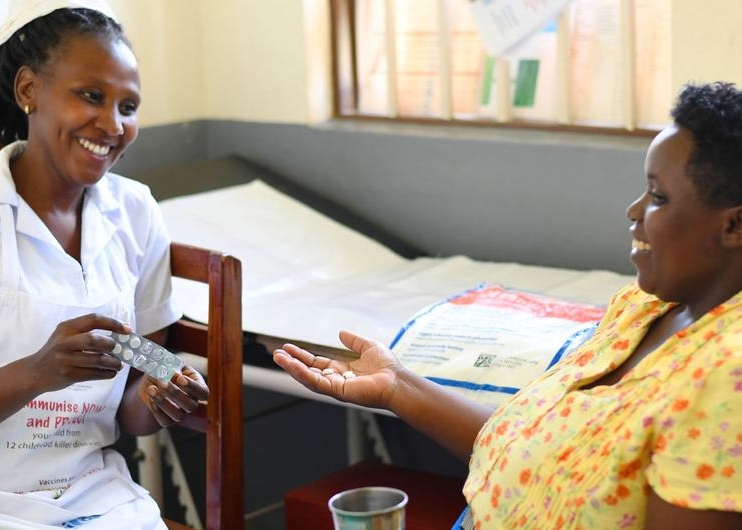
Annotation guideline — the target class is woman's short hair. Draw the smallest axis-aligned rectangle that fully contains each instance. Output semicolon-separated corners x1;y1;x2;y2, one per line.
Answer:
671;82;742;208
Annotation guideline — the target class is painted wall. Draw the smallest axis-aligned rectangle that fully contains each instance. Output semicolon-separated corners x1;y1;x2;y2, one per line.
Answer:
197;0;323;123
671;0;742;89
200;121;649;274
111;0;742;127
108;0;205;125
111;1;742;274
110;0;319;126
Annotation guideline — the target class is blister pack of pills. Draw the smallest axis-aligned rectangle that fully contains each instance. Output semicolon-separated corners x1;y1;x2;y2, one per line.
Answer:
110;332;184;382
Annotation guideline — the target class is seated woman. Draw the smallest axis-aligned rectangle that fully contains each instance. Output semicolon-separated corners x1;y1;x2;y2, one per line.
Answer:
274;81;742;529
0;1;208;529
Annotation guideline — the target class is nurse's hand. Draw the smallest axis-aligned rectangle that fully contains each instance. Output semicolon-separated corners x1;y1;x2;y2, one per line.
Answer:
138;366;209;427
31;313;129;392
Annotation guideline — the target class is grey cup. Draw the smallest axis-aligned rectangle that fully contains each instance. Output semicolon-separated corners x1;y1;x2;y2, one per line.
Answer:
328;487;408;530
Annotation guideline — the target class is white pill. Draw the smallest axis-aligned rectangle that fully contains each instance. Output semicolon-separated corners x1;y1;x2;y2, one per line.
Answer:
129;336;142;348
322;368;336;376
156;366;170;380
112;343;122;354
123;348;134;361
165;355;182;368
342;371;357;379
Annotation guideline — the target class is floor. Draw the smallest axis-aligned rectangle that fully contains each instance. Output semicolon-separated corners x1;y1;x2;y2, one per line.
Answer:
235;397;469;530
154;383;351;530
245;506;286;530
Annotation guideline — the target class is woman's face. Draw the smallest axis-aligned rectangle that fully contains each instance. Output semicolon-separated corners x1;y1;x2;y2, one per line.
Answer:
626;125;731;305
23;32;140;186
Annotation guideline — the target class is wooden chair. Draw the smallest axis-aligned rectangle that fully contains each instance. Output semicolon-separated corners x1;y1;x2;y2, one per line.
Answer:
162;242;244;530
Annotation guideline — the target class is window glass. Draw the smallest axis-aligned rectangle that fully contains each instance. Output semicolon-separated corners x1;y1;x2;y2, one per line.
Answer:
339;0;671;132
355;0;388;115
634;0;671;128
569;0;624;127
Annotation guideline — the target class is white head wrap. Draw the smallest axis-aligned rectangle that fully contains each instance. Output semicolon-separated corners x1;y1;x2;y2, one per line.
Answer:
0;0;117;46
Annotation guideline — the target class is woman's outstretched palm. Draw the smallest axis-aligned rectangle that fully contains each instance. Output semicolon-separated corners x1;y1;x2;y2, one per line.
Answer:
273;330;403;410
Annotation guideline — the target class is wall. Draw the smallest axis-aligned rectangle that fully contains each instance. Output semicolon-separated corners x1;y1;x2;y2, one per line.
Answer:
112;1;738;275
108;0;205;126
113;0;742;126
201;121;649;274
111;0;319;126
671;0;742;89
197;0;322;123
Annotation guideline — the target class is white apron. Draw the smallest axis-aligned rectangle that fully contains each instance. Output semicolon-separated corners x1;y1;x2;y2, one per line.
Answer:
0;201;165;529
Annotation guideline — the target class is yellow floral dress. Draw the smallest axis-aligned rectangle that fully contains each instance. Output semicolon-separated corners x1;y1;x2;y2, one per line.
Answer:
463;282;742;529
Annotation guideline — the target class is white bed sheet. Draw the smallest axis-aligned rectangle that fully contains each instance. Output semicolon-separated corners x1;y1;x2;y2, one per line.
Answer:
158;180;635;350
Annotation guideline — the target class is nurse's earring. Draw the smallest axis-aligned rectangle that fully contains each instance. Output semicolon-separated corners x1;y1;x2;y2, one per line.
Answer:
23;104;35;115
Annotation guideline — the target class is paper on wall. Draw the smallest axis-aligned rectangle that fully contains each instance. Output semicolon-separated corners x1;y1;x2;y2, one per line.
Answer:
467;0;574;57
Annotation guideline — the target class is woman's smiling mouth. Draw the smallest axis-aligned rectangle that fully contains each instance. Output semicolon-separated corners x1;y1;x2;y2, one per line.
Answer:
632;238;651;251
78;137;112;156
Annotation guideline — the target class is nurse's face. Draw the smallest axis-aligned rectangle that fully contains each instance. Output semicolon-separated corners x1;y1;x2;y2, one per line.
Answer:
22;32;140;187
626;125;730;305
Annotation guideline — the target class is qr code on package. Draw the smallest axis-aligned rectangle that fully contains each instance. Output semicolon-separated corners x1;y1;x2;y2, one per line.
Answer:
474;353;495;368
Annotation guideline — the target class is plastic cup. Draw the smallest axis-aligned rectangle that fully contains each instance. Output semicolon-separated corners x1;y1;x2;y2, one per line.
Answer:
328;486;408;530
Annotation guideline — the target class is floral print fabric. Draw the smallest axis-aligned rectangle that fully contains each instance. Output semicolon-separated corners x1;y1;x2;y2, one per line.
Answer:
463;282;742;529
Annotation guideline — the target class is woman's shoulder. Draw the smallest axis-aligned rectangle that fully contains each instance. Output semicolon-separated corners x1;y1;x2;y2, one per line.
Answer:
99;171;153;197
669;305;742;387
94;171;158;211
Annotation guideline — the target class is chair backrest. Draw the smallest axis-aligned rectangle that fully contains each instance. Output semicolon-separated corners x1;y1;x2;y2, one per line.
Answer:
164;242;244;530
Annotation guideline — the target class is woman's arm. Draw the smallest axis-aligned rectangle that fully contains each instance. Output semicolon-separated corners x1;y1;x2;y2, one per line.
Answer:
0;356;48;423
274;330;493;461
386;364;493;461
0;314;128;424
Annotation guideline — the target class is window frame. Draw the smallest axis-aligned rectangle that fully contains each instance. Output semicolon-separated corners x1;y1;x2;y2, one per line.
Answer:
328;0;661;139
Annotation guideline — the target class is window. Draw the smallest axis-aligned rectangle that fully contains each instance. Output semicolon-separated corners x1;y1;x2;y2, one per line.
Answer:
330;0;670;134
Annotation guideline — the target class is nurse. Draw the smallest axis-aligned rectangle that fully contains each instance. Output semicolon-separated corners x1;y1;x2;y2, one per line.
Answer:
0;1;208;528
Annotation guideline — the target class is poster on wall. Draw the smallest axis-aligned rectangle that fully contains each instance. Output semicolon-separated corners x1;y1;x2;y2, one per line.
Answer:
477;19;558;121
467;0;575;56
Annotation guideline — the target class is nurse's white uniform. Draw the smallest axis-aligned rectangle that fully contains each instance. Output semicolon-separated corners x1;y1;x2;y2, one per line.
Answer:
0;141;180;529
